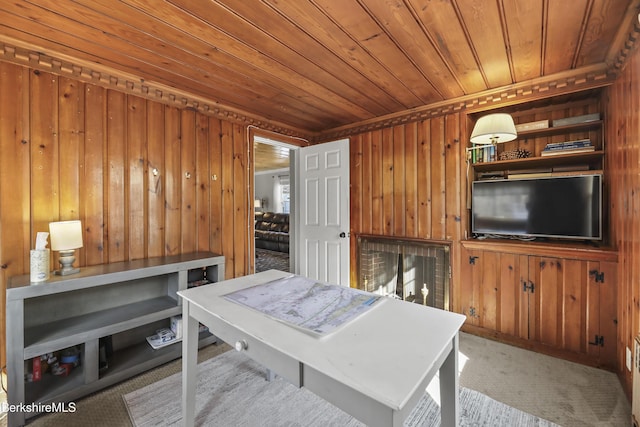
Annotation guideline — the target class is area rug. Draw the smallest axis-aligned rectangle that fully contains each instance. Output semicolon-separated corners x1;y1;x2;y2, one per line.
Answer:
123;350;558;427
255;248;290;273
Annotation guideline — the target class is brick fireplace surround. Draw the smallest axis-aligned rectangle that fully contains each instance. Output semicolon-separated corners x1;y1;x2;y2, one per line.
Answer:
357;235;450;310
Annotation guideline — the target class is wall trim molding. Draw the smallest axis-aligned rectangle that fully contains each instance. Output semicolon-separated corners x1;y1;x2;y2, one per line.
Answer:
0;35;310;140
312;64;616;142
2;15;639;144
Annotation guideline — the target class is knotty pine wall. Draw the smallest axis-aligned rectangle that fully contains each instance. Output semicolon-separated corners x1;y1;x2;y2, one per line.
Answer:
348;115;468;312
0;62;252;371
604;44;640;396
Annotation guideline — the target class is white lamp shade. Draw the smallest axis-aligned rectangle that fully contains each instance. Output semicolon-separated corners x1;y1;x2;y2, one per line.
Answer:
470;113;517;145
254;199;262;208
49;220;83;251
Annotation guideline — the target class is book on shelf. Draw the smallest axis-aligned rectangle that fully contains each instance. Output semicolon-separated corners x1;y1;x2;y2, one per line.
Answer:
471;144;496;163
551;113;600;127
515;119;549;132
543;139;592;150
540;146;595;156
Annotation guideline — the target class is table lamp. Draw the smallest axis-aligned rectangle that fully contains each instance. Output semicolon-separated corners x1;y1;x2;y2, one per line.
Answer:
49;220;83;276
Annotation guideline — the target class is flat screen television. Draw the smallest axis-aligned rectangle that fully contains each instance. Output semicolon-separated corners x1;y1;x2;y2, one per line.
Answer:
471;174;602;241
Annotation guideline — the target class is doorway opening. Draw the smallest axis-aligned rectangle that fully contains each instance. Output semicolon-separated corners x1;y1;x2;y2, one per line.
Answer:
253;135;298;273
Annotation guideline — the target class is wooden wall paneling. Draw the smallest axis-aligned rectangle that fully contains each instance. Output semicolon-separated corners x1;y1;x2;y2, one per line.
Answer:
0;63;30;371
106;91;126;262
361;132;373;234
349;134;362;286
208;118;223;257
0;63;260;370
417;119;432;239
562;259;585;354
84;85;106;266
632;48;640;380
430;116;446;239
163;106;181;255
195;113;211;252
127;95;147;260
30;70;59;252
58;76;85;265
404;122;418;238
146;101;165;258
444;113;461;241
220;121;235;278
58;76;84;222
392;125;405;236
370;130;383;235
232;123;247;277
608;77;628;383
180;110;197;254
381;128;394;235
604;43;640;394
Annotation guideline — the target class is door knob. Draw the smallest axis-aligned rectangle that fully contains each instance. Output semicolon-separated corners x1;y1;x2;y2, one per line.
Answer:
339;232;346;238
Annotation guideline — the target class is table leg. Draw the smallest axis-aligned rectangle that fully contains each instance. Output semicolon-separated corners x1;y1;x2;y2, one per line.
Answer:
182;301;199;427
439;333;460;427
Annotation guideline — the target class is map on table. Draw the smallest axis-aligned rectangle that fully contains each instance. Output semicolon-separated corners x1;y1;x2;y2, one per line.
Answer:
223;275;381;336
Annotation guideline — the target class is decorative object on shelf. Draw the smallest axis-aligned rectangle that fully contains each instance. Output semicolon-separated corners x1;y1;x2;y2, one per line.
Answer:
49;220;83;276
499;148;531;161
29;232;50;283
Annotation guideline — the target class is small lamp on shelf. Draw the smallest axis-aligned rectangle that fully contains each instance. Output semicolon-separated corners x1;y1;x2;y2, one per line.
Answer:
467;113;517;161
470;113;518;145
49;220;83;276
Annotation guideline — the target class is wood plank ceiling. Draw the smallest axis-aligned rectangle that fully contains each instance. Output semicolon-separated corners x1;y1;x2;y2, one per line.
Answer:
0;0;639;138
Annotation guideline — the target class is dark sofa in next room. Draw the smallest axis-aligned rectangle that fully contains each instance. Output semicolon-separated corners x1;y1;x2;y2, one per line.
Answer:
255;212;289;253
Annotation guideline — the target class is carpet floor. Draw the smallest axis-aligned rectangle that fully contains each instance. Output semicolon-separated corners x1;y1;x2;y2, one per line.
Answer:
123;349;558;427
7;333;630;426
255;248;290;273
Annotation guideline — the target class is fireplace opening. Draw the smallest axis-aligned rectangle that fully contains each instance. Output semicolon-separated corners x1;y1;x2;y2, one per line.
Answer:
357;236;450;310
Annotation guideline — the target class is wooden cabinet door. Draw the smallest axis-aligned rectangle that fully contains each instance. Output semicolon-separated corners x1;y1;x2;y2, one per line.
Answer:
460;241;617;368
462;249;523;333
500;253;527;339
586;260;617;369
528;256;563;347
459;246;482;325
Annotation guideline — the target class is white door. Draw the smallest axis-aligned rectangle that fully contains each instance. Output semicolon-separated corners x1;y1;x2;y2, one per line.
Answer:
295;139;350;286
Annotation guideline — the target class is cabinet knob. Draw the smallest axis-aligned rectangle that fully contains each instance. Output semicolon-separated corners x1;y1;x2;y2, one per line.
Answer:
234;339;248;352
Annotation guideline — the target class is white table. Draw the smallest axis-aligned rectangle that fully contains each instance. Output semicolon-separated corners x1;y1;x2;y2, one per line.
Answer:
179;270;466;427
